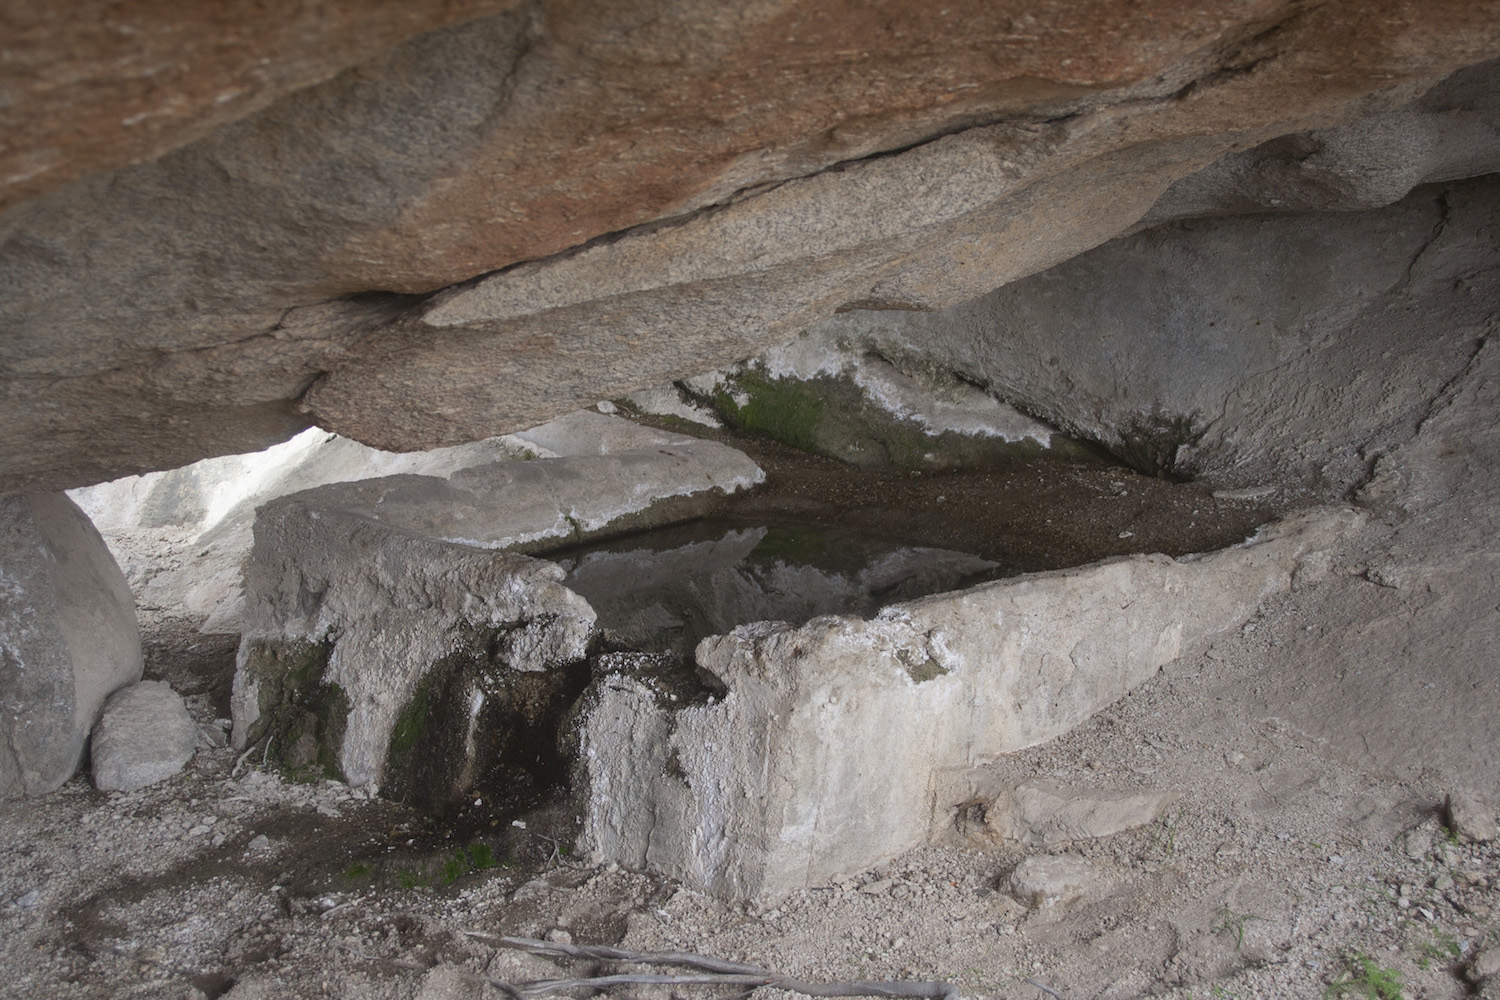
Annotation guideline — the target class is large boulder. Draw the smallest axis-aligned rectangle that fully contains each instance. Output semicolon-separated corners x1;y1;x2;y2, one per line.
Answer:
230;508;597;798
69;426;544;633
574;506;1357;904
816;171;1500;493
0;493;143;797
231;415;762;802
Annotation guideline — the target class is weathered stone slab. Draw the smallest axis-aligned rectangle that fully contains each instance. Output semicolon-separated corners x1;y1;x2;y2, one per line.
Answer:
70;427;542;633
964;781;1181;848
231;416;762;799
0;493;143;797
69;410;667;635
575;506;1358;903
672;329;1077;470
90;680;199;792
231;507;596;795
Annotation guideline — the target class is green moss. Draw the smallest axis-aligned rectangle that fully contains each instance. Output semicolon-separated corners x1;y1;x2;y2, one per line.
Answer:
240;637;334;747
315;683;350;779
240;636;348;781
711;369;838;456
380;622;592;813
388;680;431;758
688;365;1089;471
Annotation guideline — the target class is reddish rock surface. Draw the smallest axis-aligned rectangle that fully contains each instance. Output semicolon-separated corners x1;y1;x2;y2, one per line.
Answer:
0;0;515;211
1;1;1499;493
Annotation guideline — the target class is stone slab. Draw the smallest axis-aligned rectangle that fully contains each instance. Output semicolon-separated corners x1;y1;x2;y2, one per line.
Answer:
575;506;1358;903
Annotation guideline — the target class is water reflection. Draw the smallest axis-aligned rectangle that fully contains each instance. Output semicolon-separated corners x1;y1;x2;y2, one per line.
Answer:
553;519;1008;657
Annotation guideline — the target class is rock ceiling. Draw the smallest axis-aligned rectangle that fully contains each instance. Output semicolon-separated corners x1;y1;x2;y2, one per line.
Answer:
3;0;1500;494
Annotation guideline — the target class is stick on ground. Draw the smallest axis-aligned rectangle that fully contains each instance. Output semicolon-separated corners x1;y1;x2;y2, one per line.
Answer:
465;933;960;1000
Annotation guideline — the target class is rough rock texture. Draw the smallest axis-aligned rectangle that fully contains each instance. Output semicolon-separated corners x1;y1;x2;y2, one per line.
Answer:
4;7;1500;494
0;493;142;798
66;411;670;634
89;680;199;792
816;172;1500;492
226;414;763;558
575;506;1356;904
958;781;1181;849
231;415;761;792
70;428;542;633
1447;791;1499;843
0;1;517;212
672;329;1074;470
1006;854;1099;910
231;507;595;791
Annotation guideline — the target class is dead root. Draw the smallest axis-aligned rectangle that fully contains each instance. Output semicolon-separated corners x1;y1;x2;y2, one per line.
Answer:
464;932;961;1000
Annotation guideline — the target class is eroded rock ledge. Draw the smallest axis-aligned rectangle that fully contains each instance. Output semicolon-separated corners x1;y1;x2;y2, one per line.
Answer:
4;5;1500;494
576;506;1356;903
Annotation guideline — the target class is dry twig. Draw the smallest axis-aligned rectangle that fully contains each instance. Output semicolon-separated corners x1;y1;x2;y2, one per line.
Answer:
230;743;257;779
1021;978;1067;999
465;933;960;1000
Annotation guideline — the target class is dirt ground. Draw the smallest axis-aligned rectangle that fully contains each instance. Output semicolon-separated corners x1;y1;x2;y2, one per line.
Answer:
4;356;1498;1000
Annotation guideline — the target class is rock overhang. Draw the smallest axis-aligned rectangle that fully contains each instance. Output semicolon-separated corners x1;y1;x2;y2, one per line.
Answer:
3;6;1500;494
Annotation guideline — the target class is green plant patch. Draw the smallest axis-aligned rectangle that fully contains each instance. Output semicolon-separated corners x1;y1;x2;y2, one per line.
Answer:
1325;952;1404;999
688;366;1074;471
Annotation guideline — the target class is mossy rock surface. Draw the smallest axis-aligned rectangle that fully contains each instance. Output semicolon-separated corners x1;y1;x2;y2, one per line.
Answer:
239;636;348;782
688;366;1083;470
381;622;591;814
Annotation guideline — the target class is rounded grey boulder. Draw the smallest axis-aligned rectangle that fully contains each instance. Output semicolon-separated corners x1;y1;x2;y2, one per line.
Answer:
90;681;199;793
0;493;143;797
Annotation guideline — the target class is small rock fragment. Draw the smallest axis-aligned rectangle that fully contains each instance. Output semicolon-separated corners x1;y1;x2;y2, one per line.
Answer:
90;681;200;792
1447;791;1498;843
1006;854;1097;909
417;963;482;1000
980;782;1180;847
1405;821;1436;861
859;878;896;896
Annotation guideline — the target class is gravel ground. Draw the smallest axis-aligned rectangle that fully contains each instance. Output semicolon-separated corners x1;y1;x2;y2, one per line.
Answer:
3;558;1496;1000
10;397;1499;1000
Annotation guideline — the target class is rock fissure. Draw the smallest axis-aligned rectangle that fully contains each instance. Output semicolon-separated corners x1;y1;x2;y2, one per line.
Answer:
1395;188;1455;296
